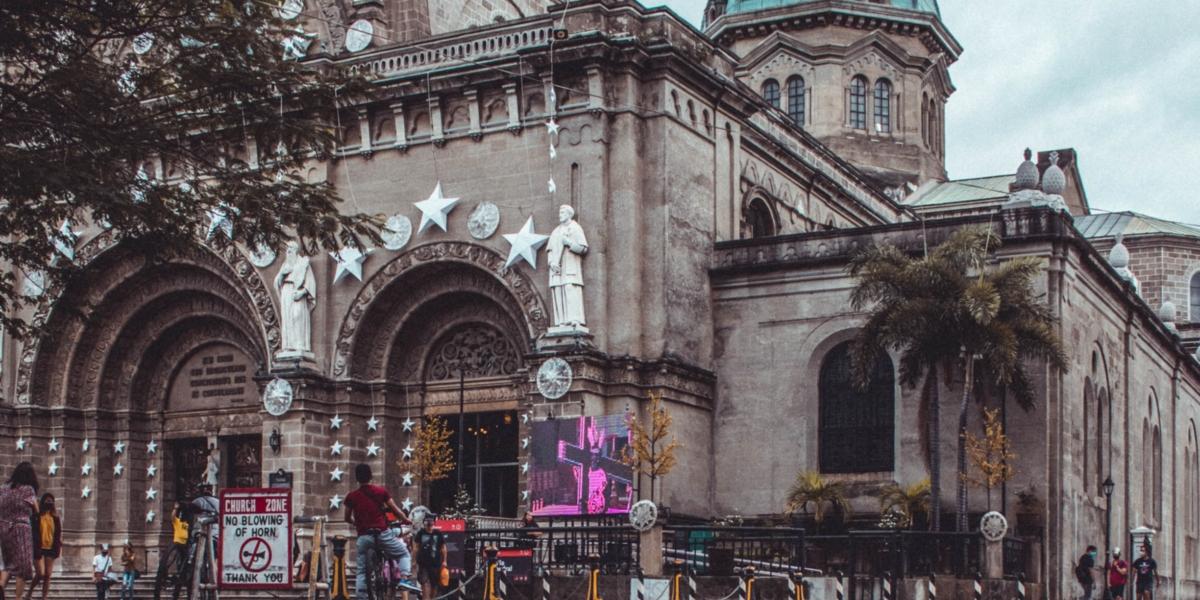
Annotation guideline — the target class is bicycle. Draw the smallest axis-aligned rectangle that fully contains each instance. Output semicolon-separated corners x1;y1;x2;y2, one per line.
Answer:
361;522;422;600
154;515;218;600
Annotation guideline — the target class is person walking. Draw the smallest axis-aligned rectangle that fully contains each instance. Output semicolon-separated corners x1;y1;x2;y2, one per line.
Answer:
118;542;138;600
92;544;117;600
1076;545;1098;600
1108;548;1128;600
0;463;39;600
28;494;60;600
1132;544;1157;600
413;516;447;600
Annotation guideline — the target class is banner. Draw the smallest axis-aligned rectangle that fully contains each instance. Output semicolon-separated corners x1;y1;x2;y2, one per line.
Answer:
218;488;292;590
529;414;634;516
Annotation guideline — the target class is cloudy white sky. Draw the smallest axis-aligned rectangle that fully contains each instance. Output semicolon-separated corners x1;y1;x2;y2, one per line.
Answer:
645;0;1200;224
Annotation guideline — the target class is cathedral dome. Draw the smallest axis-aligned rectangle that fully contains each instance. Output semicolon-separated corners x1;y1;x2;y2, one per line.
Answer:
725;0;941;18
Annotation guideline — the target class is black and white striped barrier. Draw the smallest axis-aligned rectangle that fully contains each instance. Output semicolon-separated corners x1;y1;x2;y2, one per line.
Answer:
636;567;646;600
926;574;937;600
972;571;982;600
687;568;698;600
835;571;844;600
497;570;509;600
540;570;552;600
882;571;893;600
1016;572;1026;600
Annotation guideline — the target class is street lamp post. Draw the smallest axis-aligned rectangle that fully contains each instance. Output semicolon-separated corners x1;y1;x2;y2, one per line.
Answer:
1103;476;1115;599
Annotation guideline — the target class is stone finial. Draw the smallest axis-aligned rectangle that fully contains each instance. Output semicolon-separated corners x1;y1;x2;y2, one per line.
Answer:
1042;151;1066;195
1159;300;1178;332
1108;233;1130;269
1013;148;1039;191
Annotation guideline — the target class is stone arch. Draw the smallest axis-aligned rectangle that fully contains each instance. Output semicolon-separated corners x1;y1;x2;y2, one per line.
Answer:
18;233;277;407
332;241;549;380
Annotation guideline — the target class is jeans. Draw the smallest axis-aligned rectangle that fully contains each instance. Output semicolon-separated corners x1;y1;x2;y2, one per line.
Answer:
1081;582;1095;600
120;571;137;600
356;529;411;600
95;580;110;600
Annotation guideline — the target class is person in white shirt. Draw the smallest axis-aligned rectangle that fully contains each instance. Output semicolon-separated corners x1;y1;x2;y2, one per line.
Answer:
92;544;118;600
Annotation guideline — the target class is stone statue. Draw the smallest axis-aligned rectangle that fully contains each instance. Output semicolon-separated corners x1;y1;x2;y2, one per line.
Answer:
274;241;317;358
205;443;220;486
547;204;588;330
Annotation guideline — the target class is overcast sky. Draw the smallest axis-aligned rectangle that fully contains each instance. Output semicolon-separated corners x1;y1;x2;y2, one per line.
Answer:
645;0;1200;224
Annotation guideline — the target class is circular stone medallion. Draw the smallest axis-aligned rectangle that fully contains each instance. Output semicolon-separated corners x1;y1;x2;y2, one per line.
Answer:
536;358;573;400
629;500;659;532
467;202;500;240
382;214;413;251
278;0;304;20
262;378;294;417
249;243;277;268
979;510;1008;542
132;33;155;55
344;20;373;53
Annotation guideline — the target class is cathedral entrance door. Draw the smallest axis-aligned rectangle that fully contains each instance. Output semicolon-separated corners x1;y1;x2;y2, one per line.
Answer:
429;410;519;517
223;435;262;488
171;438;210;502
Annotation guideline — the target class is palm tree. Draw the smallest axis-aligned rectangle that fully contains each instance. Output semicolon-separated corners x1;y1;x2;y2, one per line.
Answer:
880;479;932;529
785;471;850;531
848;227;1067;531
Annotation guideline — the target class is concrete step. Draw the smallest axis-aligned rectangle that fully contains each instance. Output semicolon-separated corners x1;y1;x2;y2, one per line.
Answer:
12;576;313;600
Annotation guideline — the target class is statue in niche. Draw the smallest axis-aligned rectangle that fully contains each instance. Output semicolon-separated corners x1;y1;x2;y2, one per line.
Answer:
547;204;588;332
274;241;317;358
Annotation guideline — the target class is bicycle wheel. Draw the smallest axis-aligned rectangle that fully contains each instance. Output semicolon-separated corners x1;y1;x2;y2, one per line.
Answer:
153;545;181;600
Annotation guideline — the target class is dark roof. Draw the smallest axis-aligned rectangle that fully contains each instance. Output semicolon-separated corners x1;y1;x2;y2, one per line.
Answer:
1073;211;1200;240
725;0;940;18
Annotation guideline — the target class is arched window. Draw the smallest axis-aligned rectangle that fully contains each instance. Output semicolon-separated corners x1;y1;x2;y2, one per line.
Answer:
1096;388;1107;494
1190;271;1200;322
761;79;780;110
873;79;892;133
928;98;939;155
745;197;776;238
848;76;867;129
819;341;895;473
921;93;929;146
1153;424;1163;522
1083;382;1092;491
786;76;805;127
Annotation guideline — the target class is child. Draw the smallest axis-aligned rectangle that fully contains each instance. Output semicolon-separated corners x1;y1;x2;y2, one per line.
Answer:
31;493;61;600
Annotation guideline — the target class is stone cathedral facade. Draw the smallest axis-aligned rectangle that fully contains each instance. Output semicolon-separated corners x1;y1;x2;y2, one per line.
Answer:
2;1;1200;598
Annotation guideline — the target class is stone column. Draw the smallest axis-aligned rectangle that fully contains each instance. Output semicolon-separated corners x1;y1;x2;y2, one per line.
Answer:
984;538;1003;579
639;525;663;576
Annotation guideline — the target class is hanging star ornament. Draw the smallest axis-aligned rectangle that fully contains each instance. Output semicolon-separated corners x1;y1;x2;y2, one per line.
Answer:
366;416;380;432
329;494;343;510
206;204;237;241
147;464;157;478
522;490;529;501
16;437;26;451
521;462;529;474
330;414;344;430
113;462;124;476
549;144;557;160
81;462;93;476
146;487;158;501
366;442;380;457
402;472;414;486
48;438;60;453
502;216;549;269
330;466;345;482
52;220;80;262
146;510;156;523
547;178;557;194
330;440;345;456
330;246;370;283
414;181;460;234
545;119;561;136
114;440;126;454
147;440;158;454
81;486;92;499
401;444;414;460
83;438;90;452
401;497;414;511
401;417;415;432
48;461;59;476
521;437;529;449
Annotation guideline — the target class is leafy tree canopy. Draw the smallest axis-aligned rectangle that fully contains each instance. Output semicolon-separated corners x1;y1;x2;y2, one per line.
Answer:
0;0;376;336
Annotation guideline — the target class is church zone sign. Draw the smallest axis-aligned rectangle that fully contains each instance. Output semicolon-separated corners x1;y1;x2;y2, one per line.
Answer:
218;488;293;590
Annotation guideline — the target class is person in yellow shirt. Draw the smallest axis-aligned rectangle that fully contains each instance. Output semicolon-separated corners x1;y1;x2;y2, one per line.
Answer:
30;493;61;600
171;501;190;548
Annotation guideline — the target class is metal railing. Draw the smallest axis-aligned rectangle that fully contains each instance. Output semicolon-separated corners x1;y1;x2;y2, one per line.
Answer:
664;526;806;577
1003;537;1030;578
804;531;982;579
467;525;640;575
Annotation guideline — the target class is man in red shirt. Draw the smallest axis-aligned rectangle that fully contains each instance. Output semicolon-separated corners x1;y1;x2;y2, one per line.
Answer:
345;464;420;599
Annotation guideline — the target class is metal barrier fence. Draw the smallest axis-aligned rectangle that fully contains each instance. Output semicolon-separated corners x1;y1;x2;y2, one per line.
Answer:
467;525;640;575
1002;537;1029;578
804;531;982;579
663;526;807;577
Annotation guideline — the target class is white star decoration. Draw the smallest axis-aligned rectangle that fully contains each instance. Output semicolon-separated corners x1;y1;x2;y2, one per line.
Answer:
522;490;529;501
330;440;345;456
206;204;237;241
402;472;414;486
548;178;557;194
16;437;26;451
52;220;80;262
147;440;158;454
81;486;92;499
48;438;60;452
147;464;157;478
330;466;345;482
48;461;59;476
114;440;126;454
401;444;414;460
366;442;380;457
502;216;549;269
330;414;344;430
522;413;529;424
401;418;415;432
146;510;156;523
82;438;90;452
113;463;124;476
366;416;380;431
329;494;343;510
401;497;414;511
545;119;561;136
521;462;529;474
81;463;92;476
146;487;158;500
330;247;370;283
414;181;460;234
521;437;529;449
